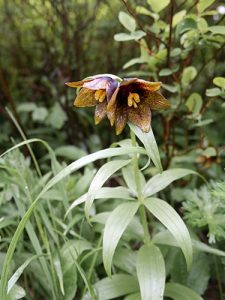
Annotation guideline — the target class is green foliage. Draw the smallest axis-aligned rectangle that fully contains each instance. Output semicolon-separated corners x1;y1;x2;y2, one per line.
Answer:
1;0;225;299
182;182;225;244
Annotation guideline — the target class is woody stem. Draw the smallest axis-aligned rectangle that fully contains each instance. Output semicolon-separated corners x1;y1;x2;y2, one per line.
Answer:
130;129;151;244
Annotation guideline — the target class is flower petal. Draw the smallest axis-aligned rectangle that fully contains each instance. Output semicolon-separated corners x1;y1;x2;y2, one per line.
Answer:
106;79;119;101
83;77;110;90
115;106;128;135
74;88;98;107
120;78;139;86
144;91;170;110
107;101;117;126
134;79;161;92
128;102;151;132
65;80;86;88
107;87;120;110
95;101;107;124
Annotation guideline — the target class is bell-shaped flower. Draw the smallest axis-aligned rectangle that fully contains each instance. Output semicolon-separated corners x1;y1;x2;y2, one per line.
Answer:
107;78;170;134
65;74;120;124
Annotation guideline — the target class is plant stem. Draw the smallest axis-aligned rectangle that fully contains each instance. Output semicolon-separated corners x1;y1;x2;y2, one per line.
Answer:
130;130;150;243
81;236;102;299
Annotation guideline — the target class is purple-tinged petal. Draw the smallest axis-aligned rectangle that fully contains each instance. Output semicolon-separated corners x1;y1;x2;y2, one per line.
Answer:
107;87;120;110
106;79;119;101
83;78;109;90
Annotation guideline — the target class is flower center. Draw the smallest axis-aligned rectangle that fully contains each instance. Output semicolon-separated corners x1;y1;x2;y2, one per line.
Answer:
95;89;106;102
127;92;140;108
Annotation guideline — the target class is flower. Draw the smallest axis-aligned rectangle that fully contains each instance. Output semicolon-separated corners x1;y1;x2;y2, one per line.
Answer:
107;78;170;134
66;74;170;135
65;74;120;125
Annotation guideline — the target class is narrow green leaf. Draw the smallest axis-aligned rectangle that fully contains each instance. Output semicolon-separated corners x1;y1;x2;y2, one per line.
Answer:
143;168;199;197
7;284;26;300
153;229;225;257
103;202;139;276
137;244;165;300
0;146;146;299
84;274;139;300
65;187;132;217
119;12;136;32
124;293;141;300
129;123;162;172
144;198;193;269
85;160;131;219
114;248;137;275
53;253;65;296
164;282;203;300
7;255;40;293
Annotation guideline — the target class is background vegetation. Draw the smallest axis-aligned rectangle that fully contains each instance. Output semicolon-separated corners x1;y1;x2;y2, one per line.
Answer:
0;0;225;299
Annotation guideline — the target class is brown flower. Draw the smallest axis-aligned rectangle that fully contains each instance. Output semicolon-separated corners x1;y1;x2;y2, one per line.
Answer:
66;75;170;135
107;78;170;135
65;74;120;125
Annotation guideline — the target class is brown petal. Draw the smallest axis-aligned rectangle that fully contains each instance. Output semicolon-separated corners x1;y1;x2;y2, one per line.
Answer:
95;101;107;125
128;102;151;132
144;91;170;110
115;106;128;135
134;80;161;92
74;88;98;107
65;80;86;88
107;87;120;109
107;101;117;126
120;78;138;87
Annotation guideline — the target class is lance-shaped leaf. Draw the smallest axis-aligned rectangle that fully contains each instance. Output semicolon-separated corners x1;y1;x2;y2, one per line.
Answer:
164;282;203;300
143;168;199;197
144;198;192;269
129;123;162;172
7;255;40;293
65;187;132;217
103;202;139;276
83;274;139;300
137;244;165;300
85;160;131;219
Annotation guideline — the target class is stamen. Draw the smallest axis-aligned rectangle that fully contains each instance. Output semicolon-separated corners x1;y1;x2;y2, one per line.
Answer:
95;90;106;102
127;92;140;108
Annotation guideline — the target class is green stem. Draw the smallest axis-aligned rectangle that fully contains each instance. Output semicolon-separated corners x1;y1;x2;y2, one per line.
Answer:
130;130;150;243
81;236;102;299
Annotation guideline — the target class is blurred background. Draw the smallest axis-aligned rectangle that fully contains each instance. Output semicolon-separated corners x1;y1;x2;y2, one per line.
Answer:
0;0;139;153
0;0;225;168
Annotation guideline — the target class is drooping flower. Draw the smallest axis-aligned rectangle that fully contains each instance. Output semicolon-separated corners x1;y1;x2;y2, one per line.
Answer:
65;74;120;125
66;74;170;135
107;78;170;135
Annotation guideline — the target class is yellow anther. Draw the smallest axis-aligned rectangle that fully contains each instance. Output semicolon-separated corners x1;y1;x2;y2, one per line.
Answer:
95;89;106;102
133;93;140;103
127;92;140;108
